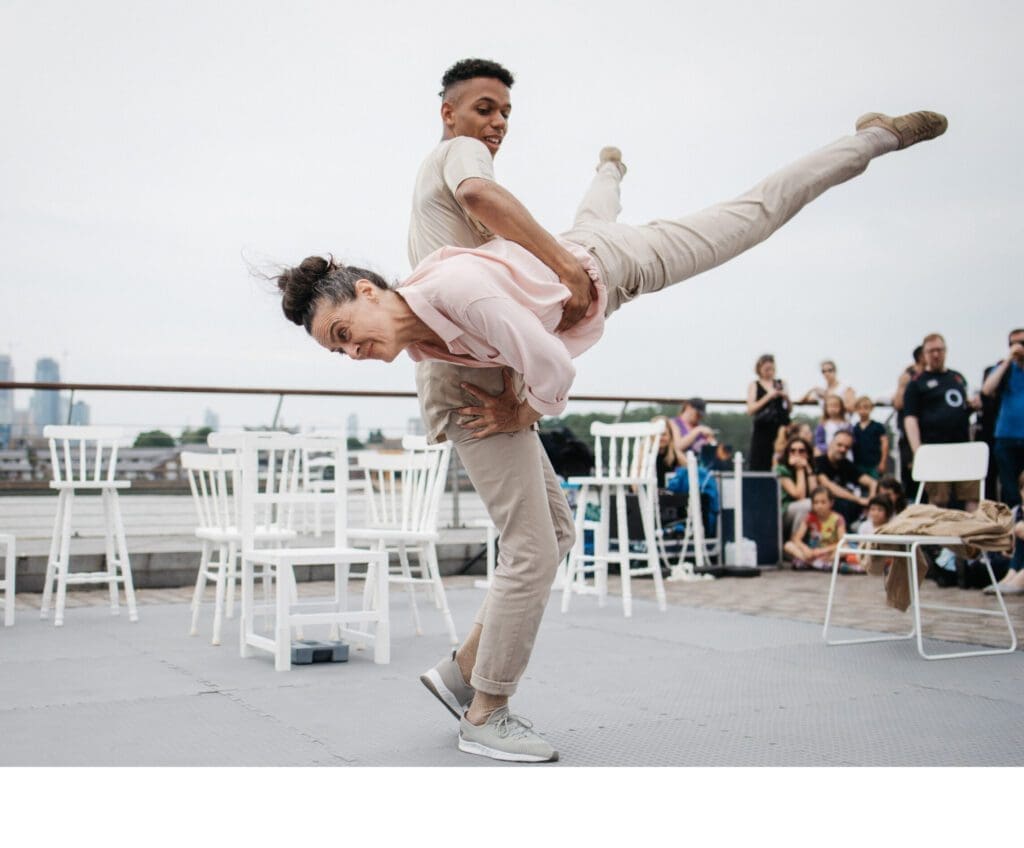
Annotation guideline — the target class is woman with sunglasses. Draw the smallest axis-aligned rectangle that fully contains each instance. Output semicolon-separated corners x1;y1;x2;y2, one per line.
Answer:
775;436;818;535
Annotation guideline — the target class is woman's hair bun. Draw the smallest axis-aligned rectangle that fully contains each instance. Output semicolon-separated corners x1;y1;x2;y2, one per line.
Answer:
277;255;335;327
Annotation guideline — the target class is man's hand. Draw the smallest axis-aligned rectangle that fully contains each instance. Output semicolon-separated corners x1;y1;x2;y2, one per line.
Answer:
457;369;534;438
555;260;595;332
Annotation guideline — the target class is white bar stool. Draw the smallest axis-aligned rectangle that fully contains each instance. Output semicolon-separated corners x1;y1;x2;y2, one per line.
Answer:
40;425;138;627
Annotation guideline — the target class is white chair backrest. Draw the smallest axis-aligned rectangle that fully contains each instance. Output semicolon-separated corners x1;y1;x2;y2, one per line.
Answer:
358;441;452;533
590;421;663;482
235;432;349;550
43;425;124;485
181;451;240;531
912;441;989;503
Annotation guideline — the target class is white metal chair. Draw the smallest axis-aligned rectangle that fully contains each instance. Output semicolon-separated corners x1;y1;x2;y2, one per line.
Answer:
563;421;667;617
350;436;458;645
181;451;295;645
40;425;138;627
232;432;389;671
0;533;14;627
823;441;1017;659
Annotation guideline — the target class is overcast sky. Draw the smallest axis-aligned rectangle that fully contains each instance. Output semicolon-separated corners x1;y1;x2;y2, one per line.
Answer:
2;0;1022;437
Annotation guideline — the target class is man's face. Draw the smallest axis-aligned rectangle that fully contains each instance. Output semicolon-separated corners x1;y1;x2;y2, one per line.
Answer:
923;338;947;372
829;434;853;462
1009;331;1024;361
441;77;511;157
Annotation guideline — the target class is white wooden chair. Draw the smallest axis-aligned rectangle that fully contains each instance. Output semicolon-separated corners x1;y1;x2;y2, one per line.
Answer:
823;441;1017;659
181;450;296;645
350;436;458;645
232;432;389;671
563;421;667;617
0;533;14;627
40;425;138;627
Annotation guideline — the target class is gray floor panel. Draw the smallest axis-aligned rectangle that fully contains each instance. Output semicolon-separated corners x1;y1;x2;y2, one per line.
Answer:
2;586;1021;766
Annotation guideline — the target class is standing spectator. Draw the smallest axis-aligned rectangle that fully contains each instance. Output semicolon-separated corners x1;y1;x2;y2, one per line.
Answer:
801;359;857;414
892;344;925;485
775;436;817;535
813;394;852;456
981;328;1024;508
903;333;975;508
746;354;791;472
784;487;846;571
852;396;889;479
668;398;716;461
814;430;877;525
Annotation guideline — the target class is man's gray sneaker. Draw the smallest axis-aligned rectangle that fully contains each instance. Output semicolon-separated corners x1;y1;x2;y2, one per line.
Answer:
458;707;559;763
855;110;947;149
419;651;474;720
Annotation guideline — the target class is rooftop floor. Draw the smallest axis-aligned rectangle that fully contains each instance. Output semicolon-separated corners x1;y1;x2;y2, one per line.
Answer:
2;570;1021;766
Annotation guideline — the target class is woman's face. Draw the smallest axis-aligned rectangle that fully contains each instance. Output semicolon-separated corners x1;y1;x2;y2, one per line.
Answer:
309;282;405;363
787;442;808;465
759;360;776;380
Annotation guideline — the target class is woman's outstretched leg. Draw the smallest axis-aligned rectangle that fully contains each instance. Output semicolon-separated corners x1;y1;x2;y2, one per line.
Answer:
560;111;945;314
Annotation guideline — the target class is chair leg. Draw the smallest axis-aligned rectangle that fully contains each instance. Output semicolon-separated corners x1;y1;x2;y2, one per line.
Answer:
110;490;138;622
329;561;350;642
190;541;210;636
53;490;75;627
3;539;14;627
397;543;422;636
639;483;667;612
224;542;237;619
597;485;610;607
563;484;589;612
372;554;390;665
274;563;292;671
615;485;632;618
426;543;458;646
41;489;67;619
239;555;255;658
101;489;120;615
211;545;227;646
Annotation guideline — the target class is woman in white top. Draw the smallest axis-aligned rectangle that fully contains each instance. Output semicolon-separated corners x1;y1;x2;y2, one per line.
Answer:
801;359;857;415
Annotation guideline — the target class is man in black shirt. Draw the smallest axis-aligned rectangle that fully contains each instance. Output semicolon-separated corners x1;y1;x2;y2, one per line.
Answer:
814;430;877;525
903;332;977;507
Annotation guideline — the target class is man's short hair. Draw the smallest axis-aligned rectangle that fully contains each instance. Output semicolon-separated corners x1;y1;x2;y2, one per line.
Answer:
1009;328;1024;342
922;332;945;346
832;430;853;446
439;59;515;98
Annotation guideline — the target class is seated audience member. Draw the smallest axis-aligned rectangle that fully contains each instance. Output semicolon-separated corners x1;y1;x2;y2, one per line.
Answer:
813;394;852;457
710;442;734;471
668;398;716;460
652;415;683;485
877;475;908;515
858;495;894;535
984;470;1024;595
773;420;816;465
815;430;877;525
775;436;817;535
801;359;857;415
852;396;889;479
784;486;846;571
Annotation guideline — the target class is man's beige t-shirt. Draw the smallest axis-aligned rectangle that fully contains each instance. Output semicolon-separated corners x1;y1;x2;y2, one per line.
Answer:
408;137;526;442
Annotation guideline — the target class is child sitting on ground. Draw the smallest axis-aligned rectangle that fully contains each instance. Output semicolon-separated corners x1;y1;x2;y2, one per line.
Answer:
814;394;851;457
877;475;907;516
784;486;847;571
852;396;889;479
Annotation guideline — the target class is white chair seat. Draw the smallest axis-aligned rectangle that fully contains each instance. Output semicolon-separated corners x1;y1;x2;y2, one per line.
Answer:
248;546;388;566
568;475;648;487
347;527;439;544
194;525;297;543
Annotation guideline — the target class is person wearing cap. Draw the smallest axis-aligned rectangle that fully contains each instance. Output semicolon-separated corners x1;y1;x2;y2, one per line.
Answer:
668;398;716;460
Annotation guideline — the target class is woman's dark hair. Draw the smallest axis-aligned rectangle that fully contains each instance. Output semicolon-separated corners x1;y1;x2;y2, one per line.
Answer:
754;353;775;376
440;58;515;97
810;485;833;502
275;256;389;333
877;475;907;514
867;495;894;523
779;437;813;473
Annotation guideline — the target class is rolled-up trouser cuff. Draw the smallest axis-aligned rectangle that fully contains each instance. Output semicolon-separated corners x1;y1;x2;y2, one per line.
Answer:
470;670;518;697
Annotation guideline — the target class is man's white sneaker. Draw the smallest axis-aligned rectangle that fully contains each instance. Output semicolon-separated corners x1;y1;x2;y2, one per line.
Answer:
458;707;559;763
